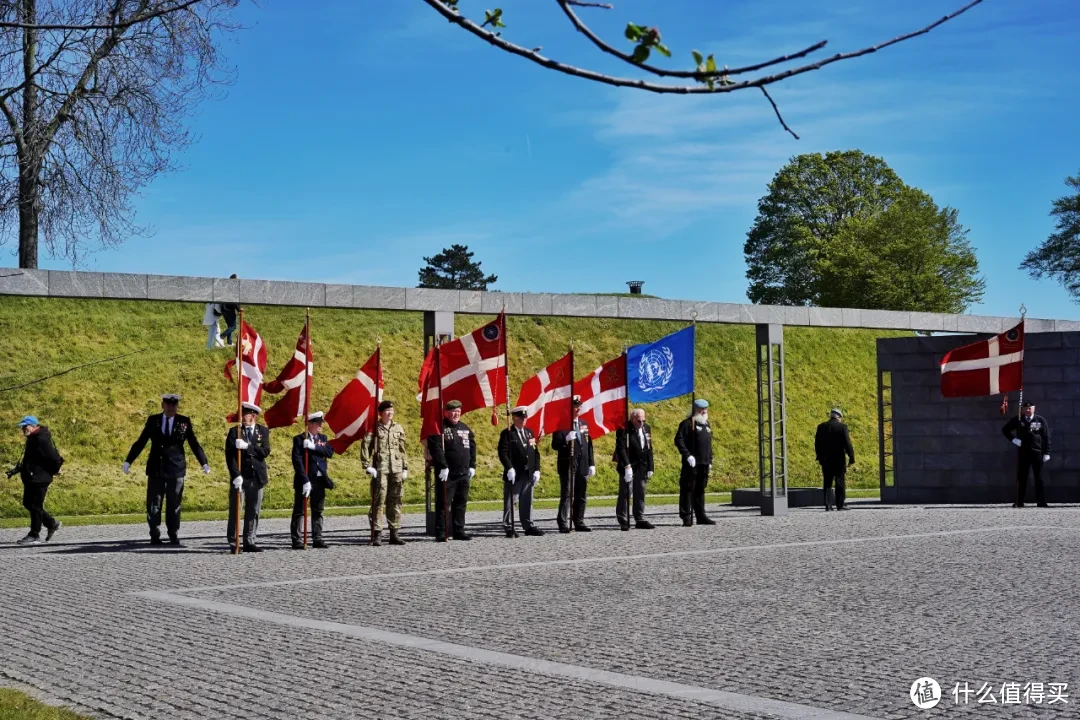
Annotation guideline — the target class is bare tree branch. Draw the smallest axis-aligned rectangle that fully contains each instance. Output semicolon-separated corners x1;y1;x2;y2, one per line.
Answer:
565;1;612;8
0;0;205;30
759;87;797;140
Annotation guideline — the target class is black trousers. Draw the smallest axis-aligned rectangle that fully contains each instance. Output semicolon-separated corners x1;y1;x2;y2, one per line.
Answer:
291;485;327;542
822;464;847;509
22;482;56;537
679;465;710;521
557;470;588;526
616;467;648;525
147;475;185;539
1016;454;1045;505
434;473;470;537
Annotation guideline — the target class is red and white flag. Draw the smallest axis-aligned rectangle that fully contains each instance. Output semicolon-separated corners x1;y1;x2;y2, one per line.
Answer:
574;354;627;437
514;352;573;437
421;312;507;422
224;321;267;422
263;322;313;429
940;321;1024;398
326;348;383;454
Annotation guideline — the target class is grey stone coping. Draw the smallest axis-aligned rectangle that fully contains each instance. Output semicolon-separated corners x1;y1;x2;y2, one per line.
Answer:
0;266;1070;333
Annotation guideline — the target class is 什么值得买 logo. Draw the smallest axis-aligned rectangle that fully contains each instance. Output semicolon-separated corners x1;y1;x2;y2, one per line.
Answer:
638;346;674;394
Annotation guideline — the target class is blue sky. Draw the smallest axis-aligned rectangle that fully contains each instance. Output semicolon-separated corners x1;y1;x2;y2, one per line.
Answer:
17;0;1080;320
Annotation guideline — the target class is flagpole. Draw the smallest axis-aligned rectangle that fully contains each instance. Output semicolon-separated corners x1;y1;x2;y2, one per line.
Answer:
623;346;630;528
690;313;698;523
568;340;575;533
302;309;311;550
1016;305;1026;507
502;309;517;538
234;308;243;556
374;341;382;546
435;338;448;543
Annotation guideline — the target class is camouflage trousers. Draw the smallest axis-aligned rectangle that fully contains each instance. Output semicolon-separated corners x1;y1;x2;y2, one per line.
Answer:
369;472;404;532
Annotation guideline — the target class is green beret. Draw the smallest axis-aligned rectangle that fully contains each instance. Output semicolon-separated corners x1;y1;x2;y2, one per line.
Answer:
445;400;463;410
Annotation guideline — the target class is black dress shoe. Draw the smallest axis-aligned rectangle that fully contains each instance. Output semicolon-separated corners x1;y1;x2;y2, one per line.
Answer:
682;519;693;527
558;526;571;534
453;533;473;541
291;542;304;550
435;535;447;542
505;529;519;538
574;523;592;533
243;543;263;553
524;526;544;537
620;524;630;531
312;539;329;549
696;517;716;525
635;520;655;530
149;537;164;546
230;547;241;555
168;535;181;546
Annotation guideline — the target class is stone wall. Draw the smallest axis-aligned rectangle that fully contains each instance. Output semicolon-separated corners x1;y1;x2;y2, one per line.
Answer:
879;333;1080;503
4;267;1079;332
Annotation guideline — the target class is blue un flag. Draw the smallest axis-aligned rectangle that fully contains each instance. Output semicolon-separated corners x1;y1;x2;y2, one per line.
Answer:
626;325;695;403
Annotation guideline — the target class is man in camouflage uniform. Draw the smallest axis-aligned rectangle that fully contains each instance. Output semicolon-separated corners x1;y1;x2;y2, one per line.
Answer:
361;400;409;546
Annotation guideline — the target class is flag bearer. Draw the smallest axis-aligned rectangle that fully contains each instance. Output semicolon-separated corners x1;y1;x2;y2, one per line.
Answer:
674;398;714;527
291;411;335;549
498;406;543;538
427;400;475;542
1003;402;1051;508
226;402;271;553
361;400;409;547
615;408;655;531
551;396;595;533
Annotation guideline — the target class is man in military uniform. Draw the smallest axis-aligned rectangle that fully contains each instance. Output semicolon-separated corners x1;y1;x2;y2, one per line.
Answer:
291;411;335;550
1003;402;1051;508
551;396;595;533
226;402;271;553
362;400;409;547
123;393;210;545
674;398;714;527
815;408;856;511
427;399;475;541
498;406;542;538
615;408;654;531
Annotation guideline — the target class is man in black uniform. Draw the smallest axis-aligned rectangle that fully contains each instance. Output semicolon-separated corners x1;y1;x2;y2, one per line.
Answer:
674;398;714;527
226;402;271;552
9;416;64;545
291;410;335;549
551;395;595;533
124;393;210;545
498;406;543;538
1003;402;1051;508
427;399;476;542
815;408;856;511
615;408;655;531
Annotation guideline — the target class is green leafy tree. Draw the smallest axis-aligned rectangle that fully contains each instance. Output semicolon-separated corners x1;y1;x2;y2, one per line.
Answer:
417;244;498;290
1020;170;1080;301
744;150;985;312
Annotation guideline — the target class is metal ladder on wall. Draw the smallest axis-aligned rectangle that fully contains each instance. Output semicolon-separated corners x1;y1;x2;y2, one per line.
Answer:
756;324;788;515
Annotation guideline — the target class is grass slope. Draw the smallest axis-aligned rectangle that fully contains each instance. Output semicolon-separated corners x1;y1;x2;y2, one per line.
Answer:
0;690;89;720
0;297;901;518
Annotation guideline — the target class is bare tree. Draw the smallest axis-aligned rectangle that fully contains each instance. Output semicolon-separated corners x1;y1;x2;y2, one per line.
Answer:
0;0;241;269
424;0;983;139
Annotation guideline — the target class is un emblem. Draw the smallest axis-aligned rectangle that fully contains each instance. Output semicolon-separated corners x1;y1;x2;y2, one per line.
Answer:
638;346;674;394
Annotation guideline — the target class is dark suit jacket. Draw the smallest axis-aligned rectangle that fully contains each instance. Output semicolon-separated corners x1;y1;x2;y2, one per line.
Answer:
126;413;208;480
551;420;593;477
225;424;271;487
615;422;654;474
498;425;540;480
18;427;64;486
292;432;334;489
815;418;855;467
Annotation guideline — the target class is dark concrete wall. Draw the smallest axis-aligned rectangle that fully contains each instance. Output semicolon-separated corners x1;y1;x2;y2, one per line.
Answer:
879;332;1080;503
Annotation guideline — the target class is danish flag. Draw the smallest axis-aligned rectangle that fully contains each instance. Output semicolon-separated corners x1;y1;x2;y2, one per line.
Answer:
224;320;267;422
514;352;573;437
263;321;313;429
940;321;1024;398
326;348;383;454
573;354;627;437
418;313;508;438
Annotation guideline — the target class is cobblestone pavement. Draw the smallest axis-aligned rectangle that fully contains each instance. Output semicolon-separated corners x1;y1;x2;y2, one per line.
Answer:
1;501;1078;720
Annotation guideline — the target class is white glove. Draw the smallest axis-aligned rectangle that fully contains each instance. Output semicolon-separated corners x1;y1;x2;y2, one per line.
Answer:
366;466;378;478
587;465;595;477
234;438;249;450
647;471;653;479
565;431;578;442
1012;438;1022;447
468;468;476;479
303;438;316;450
122;461;131;474
302;481;311;497
232;476;243;489
708;464;712;474
532;471;540;482
623;467;633;484
1043;454;1050;462
402;469;408;480
687;455;697;468
202;464;211;475
438;468;449;483
507;468;516;483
